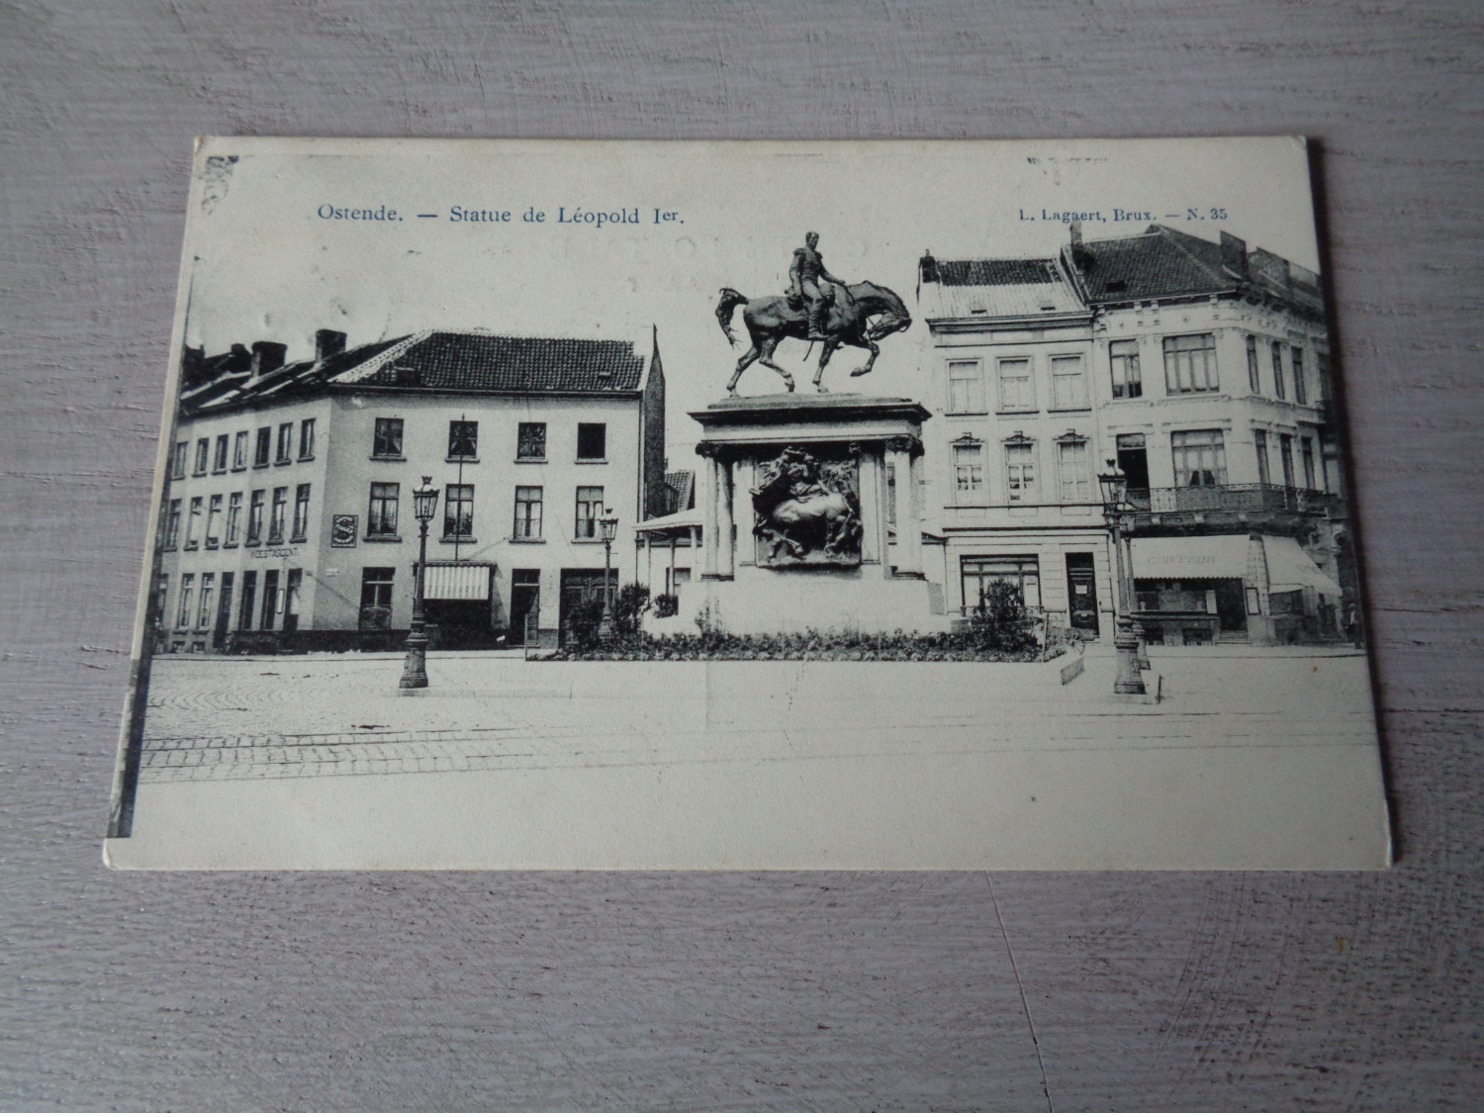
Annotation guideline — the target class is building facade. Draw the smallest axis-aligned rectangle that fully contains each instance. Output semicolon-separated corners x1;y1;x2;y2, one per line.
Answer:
153;328;666;652
918;223;1351;645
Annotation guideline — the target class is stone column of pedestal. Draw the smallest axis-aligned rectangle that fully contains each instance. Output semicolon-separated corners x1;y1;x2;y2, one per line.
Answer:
717;457;736;579
699;445;720;578
887;436;924;577
857;448;883;567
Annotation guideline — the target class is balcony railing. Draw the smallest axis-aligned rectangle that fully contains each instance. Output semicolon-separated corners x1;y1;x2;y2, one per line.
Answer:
1126;484;1334;516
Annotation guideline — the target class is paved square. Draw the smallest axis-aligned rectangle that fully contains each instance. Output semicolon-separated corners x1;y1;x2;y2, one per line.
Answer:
111;647;1389;870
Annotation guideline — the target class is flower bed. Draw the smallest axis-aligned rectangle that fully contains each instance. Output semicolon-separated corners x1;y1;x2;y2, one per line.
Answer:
549;627;1080;663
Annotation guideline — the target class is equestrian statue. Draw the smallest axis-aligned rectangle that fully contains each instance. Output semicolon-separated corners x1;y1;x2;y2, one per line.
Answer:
715;231;912;395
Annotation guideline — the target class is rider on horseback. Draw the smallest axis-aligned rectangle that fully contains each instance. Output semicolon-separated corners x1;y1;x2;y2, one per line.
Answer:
789;232;845;341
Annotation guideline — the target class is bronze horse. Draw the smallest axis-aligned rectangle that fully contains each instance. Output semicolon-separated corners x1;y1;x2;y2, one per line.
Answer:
715;281;911;394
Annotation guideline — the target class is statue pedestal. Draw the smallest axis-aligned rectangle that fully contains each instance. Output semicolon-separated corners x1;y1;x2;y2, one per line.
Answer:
684;393;947;636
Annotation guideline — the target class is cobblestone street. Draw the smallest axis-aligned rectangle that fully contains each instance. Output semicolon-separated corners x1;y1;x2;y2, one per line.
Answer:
114;646;1388;870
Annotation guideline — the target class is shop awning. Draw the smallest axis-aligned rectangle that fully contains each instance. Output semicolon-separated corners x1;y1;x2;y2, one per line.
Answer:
422;562;492;601
1262;536;1343;598
1132;535;1252;580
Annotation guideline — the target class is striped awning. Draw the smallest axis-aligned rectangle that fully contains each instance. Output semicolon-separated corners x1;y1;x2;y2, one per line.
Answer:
422;562;492;601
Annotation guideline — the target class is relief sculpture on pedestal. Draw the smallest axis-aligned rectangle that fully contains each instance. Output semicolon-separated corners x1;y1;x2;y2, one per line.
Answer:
751;446;863;566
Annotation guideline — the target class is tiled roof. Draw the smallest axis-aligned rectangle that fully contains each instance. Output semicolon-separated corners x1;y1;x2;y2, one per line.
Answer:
664;470;695;511
1076;225;1233;302
183;330;646;416
923;226;1323;318
937;258;1063;287
345;332;646;393
920;257;1086;320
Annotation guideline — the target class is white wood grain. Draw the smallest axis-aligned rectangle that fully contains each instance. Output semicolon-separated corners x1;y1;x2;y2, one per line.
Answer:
2;0;1480;1108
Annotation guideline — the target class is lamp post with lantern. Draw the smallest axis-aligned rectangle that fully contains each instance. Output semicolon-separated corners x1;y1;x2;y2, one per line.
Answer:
598;508;619;638
1098;460;1147;696
399;476;440;691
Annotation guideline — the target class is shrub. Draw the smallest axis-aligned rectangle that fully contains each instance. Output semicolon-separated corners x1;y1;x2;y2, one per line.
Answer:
613;582;651;636
565;594;607;648
653;593;679;618
967;581;1038;655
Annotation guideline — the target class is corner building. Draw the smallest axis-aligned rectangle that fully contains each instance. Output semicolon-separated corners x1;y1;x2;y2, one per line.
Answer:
918;223;1352;646
154;328;666;652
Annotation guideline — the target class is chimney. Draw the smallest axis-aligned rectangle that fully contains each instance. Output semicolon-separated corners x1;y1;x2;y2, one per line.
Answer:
180;344;205;386
250;341;287;378
1069;220;1083;251
919;250;938;284
315;329;347;362
1220;231;1248;279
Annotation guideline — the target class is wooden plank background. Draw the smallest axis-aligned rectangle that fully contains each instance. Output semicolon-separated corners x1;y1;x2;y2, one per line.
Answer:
2;1;1479;1108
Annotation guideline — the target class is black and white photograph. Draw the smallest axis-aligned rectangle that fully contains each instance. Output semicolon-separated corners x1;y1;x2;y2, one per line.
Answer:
106;136;1389;870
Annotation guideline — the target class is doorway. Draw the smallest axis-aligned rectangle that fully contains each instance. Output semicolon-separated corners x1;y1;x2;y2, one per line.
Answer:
1064;553;1100;637
508;569;541;646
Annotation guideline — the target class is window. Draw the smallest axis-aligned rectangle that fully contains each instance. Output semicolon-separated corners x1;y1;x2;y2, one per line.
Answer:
1056;439;1091;502
1171;430;1228;487
268;487;288;543
205;494;223;548
171;440;189;479
360;568;395;630
261;569;279;630
961;556;1041;615
299;418;316;460
275;422;293;464
576;423;607;461
163;499;182;549
238;571;257;631
1301;436;1317;489
1005;440;1036;501
1246;335;1261;394
1164;334;1218;393
952;442;984;499
1292;347;1307;404
1254;429;1272;486
254;427;271;467
574;486;604;538
233;431;249;470
514;485;544;540
247;490;265;545
373;418;404;459
1110;340;1142;399
443;483;474;540
197;573;215;630
1270;341;1287;400
947;359;985;413
176;573;194;628
885;462;897;525
1279;433;1295;488
226;492;242;546
193;438;209;476
367;482;399;538
997;358;1035;411
185;496;203;548
448;420;478;461
1050;355;1088;409
212;434;229;473
517;422;547;460
291;483;311;541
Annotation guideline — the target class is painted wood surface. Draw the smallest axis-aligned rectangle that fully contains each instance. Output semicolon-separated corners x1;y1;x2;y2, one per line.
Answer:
3;1;1480;1108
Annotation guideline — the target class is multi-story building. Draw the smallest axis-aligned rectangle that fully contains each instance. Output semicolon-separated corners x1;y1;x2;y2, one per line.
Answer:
153;327;667;652
918;223;1351;645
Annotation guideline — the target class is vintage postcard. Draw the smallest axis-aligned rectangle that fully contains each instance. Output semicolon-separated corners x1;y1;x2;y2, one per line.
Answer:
106;136;1389;869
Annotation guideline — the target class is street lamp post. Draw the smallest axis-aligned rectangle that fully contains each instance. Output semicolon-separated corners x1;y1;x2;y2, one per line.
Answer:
399;476;440;690
598;508;619;638
1098;460;1147;696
